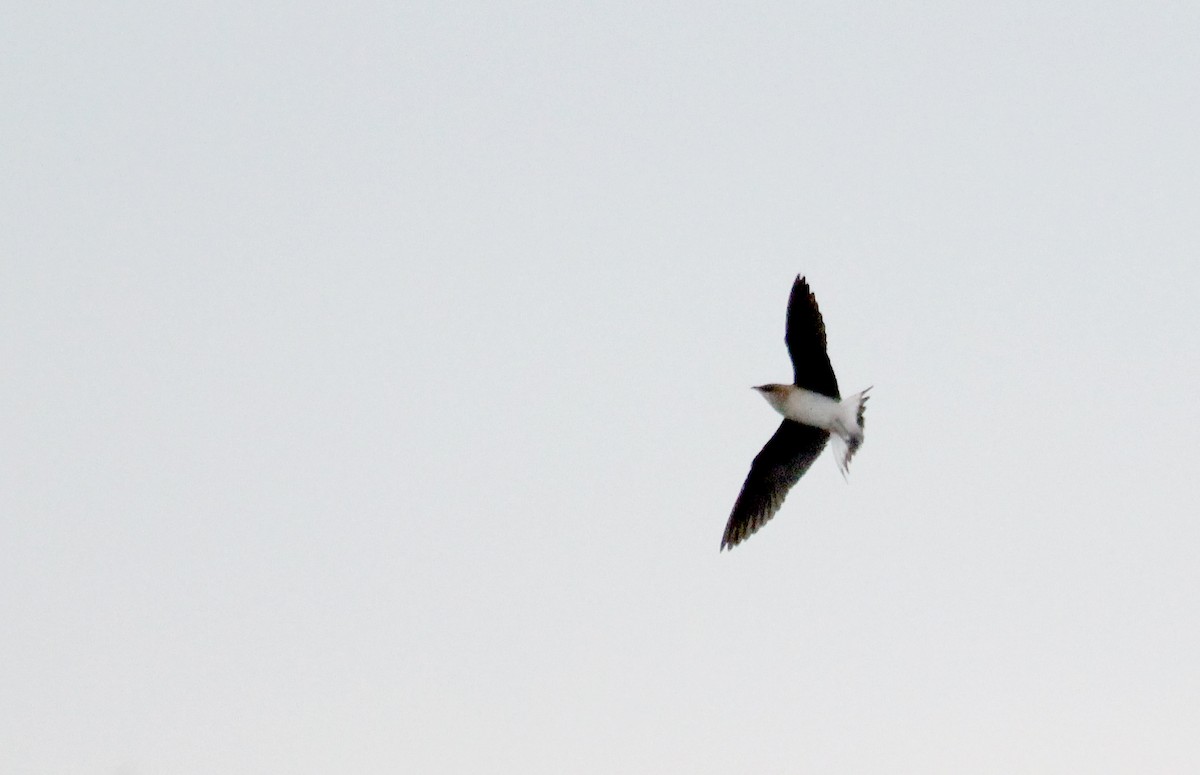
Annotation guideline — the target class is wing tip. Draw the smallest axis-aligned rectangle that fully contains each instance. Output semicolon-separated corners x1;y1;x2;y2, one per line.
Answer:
719;519;756;552
720;499;780;552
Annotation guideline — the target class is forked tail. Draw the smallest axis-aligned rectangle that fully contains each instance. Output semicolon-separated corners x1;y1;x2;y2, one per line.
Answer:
833;386;871;478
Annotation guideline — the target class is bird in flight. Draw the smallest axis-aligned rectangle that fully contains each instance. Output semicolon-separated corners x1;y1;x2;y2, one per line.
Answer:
720;275;871;551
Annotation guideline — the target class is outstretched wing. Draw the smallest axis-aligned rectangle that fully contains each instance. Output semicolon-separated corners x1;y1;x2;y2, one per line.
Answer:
785;275;840;398
721;420;830;550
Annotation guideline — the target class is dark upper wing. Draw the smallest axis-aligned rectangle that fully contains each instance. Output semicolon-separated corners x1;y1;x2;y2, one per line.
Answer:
785;275;840;398
721;420;830;550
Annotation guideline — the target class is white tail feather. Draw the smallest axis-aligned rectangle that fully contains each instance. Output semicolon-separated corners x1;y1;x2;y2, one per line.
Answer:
832;386;870;477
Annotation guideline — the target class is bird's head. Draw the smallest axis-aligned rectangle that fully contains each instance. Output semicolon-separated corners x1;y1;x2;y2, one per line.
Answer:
753;383;792;411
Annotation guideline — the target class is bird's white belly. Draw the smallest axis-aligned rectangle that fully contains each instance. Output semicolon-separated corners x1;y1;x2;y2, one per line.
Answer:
779;389;841;430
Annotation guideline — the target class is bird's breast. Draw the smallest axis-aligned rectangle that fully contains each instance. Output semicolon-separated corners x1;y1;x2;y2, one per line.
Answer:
780;388;841;430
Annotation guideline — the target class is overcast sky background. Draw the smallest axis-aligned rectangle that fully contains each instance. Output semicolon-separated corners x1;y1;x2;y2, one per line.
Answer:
4;2;1200;773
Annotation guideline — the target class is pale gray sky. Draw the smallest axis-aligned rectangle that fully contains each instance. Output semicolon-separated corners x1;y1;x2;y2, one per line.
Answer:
4;2;1200;773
